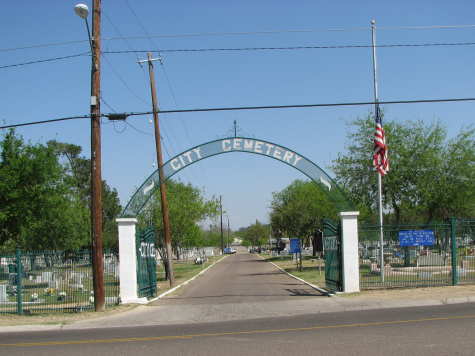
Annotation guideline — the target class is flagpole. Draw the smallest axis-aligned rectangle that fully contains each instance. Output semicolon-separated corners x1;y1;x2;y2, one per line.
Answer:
371;19;385;282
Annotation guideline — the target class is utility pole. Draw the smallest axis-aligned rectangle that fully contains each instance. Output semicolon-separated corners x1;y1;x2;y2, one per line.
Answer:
220;196;224;253
141;52;175;287
227;216;230;248
90;0;104;312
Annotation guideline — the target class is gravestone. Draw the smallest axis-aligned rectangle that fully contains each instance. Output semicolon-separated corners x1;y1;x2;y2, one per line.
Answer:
417;254;445;267
0;285;7;302
41;271;53;283
69;272;84;290
8;273;17;286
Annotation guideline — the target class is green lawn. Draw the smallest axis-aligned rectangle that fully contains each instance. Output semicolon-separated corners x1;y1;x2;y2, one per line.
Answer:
260;254;325;286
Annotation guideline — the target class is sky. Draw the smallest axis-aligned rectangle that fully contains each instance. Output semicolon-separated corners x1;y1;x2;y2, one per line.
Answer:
1;1;474;229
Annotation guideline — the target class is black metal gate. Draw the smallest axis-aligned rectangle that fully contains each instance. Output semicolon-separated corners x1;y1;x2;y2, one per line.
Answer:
323;219;342;292
136;226;157;298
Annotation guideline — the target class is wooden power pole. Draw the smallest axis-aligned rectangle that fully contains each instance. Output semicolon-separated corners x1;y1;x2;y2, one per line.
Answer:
142;52;175;287
90;0;105;312
220;196;224;253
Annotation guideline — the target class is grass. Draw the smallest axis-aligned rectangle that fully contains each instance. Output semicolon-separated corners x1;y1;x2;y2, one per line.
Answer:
260;254;325;286
0;255;225;322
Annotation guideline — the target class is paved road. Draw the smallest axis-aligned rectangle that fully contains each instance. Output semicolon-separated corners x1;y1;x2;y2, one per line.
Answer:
156;251;325;306
1;304;475;355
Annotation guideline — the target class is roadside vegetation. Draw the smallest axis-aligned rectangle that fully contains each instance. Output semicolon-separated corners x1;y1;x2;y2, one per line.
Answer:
261;254;325;286
265;117;475;246
0;130;121;252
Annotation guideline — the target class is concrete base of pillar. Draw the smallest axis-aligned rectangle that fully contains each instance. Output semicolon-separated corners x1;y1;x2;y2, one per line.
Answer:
120;297;148;304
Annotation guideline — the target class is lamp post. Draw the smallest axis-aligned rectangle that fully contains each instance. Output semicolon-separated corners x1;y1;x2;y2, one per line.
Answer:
75;2;105;312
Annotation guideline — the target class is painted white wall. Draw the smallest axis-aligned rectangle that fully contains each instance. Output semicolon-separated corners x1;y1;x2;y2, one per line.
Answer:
116;218;148;304
340;211;360;293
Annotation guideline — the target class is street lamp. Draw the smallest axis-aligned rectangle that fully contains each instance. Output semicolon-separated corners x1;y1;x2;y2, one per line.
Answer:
74;1;105;312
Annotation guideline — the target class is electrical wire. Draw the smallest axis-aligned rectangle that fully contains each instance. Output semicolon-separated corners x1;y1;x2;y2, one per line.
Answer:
100;97;117;113
2;41;474;70
125;120;153;136
123;0;195;178
103;9;151;106
0;115;90;129
102;53;150;106
125;97;475;116
2;24;475;53
2;97;475;130
104;42;475;55
0;52;90;69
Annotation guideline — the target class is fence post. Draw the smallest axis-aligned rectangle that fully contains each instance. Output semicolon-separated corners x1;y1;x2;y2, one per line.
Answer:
450;217;458;286
16;249;23;315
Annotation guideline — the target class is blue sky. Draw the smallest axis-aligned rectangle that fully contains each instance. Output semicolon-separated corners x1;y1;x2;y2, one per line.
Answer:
1;1;474;229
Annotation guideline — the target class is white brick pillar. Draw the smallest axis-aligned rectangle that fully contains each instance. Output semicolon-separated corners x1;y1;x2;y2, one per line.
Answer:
339;211;360;293
116;218;147;304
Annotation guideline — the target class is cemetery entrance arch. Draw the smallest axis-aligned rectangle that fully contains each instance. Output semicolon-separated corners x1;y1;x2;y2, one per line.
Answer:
121;136;353;217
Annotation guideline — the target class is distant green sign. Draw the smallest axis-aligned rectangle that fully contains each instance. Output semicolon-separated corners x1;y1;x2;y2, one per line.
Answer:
122;137;353;216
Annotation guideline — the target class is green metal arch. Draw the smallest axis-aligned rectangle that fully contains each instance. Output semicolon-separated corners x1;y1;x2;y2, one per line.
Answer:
121;137;353;217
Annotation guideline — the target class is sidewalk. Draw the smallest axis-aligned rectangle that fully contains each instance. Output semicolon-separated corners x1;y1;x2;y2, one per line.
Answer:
1;284;474;333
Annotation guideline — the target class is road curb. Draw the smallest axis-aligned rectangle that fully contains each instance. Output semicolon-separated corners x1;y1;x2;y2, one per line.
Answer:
148;255;228;302
259;255;330;296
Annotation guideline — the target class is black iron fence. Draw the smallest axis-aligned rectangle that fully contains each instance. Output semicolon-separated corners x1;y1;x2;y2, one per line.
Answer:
0;249;119;314
359;219;475;289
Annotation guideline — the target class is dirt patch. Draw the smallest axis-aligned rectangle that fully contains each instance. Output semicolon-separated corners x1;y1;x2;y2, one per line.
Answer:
339;285;475;300
0;304;138;327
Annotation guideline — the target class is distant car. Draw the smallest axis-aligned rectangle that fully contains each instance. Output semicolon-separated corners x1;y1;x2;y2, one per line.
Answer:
224;247;236;254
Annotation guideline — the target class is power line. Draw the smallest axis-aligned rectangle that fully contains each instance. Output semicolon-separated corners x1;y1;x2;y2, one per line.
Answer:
125;97;475;116
102;53;150;106
104;42;475;55
124;1;196;179
2;41;475;71
100;97;117;113
103;10;151;106
0;52;90;69
0;114;90;129
2;97;475;130
2;24;475;53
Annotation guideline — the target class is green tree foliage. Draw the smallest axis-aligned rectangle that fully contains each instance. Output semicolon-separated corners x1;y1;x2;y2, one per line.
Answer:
0;131;89;251
236;220;269;247
269;179;337;239
0;132;122;252
144;180;219;256
332;116;475;223
47;140;122;249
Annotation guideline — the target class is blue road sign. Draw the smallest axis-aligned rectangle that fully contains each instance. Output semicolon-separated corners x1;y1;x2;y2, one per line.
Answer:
399;230;435;247
290;238;301;253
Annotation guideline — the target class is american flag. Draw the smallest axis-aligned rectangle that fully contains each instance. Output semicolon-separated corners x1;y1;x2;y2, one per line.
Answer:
373;106;389;175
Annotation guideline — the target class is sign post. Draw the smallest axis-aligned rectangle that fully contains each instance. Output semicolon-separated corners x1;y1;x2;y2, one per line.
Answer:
290;238;302;271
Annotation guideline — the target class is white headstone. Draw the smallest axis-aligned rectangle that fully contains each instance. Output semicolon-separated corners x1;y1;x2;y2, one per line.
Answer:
70;272;84;290
0;285;7;303
42;271;53;283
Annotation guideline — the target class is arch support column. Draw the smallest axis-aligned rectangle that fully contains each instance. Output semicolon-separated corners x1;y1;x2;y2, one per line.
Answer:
340;211;360;293
116;218;147;304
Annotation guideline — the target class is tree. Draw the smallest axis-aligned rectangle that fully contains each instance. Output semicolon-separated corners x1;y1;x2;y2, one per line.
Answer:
269;179;337;240
332;115;475;223
237;220;269;248
143;180;219;264
47;140;122;249
0;131;89;251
